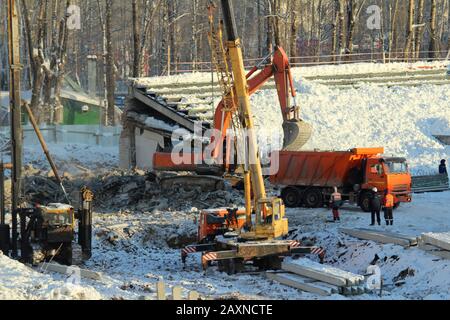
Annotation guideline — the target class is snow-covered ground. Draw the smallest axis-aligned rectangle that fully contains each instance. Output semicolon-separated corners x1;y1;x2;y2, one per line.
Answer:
2;186;449;300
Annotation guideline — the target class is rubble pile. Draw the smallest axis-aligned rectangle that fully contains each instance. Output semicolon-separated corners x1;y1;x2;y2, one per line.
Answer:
8;167;243;212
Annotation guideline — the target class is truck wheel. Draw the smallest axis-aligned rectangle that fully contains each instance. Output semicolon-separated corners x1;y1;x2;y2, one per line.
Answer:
303;189;324;208
359;192;371;213
394;202;401;210
281;187;301;208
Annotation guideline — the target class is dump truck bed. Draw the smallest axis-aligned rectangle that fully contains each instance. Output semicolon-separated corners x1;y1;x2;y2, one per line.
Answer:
271;148;383;188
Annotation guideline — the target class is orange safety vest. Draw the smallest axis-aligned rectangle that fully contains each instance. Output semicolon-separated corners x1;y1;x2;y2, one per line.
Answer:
385;194;394;208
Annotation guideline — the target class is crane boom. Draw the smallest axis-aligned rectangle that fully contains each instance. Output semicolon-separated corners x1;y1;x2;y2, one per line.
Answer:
220;0;287;239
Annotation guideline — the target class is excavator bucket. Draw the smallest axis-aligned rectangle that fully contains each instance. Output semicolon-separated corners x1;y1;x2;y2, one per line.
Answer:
282;119;313;151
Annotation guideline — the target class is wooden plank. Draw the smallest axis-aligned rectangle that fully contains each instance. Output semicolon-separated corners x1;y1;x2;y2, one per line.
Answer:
267;272;337;296
422;232;450;251
282;259;364;286
340;228;412;247
40;263;103;281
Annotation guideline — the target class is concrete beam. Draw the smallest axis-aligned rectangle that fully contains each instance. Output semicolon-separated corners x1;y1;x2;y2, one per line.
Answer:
282;259;364;287
421;232;450;251
40;263;103;281
340;228;414;247
267;272;338;296
281;262;347;287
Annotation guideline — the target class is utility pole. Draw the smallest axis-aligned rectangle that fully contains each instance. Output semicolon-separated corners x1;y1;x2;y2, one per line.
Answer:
7;0;22;258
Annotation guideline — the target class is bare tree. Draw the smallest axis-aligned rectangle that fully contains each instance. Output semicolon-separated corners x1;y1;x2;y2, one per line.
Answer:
332;0;339;61
429;0;438;59
404;0;415;61
131;0;140;78
105;0;116;125
414;0;425;59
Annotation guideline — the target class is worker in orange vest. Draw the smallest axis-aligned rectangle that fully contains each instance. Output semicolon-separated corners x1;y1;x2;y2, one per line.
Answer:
330;187;343;222
384;190;395;226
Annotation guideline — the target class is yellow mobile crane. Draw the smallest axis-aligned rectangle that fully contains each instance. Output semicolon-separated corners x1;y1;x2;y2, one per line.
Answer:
181;0;325;274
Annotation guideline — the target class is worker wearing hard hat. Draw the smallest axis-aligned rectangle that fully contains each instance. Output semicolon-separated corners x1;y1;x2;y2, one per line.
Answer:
384;191;395;226
369;187;382;226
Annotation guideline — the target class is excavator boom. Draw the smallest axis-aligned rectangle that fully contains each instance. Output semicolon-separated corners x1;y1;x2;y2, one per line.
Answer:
213;46;312;157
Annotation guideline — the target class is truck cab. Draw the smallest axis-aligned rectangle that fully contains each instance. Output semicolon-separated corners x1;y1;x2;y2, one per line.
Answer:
360;157;412;211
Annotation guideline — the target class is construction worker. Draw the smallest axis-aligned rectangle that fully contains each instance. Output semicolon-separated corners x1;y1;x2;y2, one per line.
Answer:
439;159;448;175
369;187;382;226
384;190;395;226
330;187;343;222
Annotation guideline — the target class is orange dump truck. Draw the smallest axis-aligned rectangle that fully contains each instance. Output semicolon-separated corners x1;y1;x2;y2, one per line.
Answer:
270;148;412;212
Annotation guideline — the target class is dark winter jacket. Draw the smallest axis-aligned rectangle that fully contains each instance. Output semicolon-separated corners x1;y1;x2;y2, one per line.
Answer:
368;192;382;211
439;164;448;175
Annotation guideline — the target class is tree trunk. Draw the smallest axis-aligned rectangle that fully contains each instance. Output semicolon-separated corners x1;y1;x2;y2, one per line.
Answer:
346;0;355;57
190;0;198;71
316;0;323;61
429;0;438;59
338;0;346;57
404;0;415;61
414;0;425;59
105;0;116;126
389;0;399;60
290;0;299;60
53;0;71;124
266;1;274;54
332;0;339;61
131;0;140;77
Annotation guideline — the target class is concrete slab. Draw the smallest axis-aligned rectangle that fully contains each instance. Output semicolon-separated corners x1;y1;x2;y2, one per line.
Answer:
282;262;346;287
340;228;413;247
422;232;450;251
283;258;364;286
40;263;103;281
267;272;338;296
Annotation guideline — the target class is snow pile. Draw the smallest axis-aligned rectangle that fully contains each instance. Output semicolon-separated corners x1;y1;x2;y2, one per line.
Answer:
251;79;450;174
134;61;448;88
23;143;119;174
0;252;101;300
293;60;447;78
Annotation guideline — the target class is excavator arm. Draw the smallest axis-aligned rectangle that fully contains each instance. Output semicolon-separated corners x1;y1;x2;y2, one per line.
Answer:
212;45;312;161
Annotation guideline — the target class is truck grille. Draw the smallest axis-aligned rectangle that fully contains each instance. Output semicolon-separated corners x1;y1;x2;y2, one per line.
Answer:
393;184;409;192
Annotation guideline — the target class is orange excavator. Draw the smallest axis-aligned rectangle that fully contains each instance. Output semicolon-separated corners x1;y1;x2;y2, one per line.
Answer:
153;45;312;175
